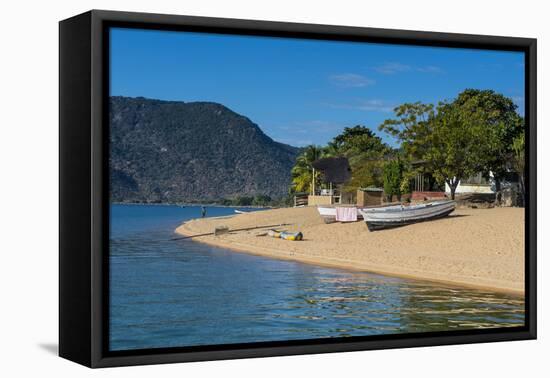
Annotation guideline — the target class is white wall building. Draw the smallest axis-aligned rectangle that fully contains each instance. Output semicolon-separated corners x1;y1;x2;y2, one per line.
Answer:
445;172;496;195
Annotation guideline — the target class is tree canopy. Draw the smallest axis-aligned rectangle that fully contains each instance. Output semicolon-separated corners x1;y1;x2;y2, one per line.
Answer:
378;89;524;199
289;89;525;203
332;125;388;157
290;126;390;194
453;89;524;188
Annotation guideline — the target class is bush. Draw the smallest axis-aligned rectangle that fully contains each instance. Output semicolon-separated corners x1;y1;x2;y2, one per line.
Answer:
233;196;254;206
252;195;272;206
383;160;403;201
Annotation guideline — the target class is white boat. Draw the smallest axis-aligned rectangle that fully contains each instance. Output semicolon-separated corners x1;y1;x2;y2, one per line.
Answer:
234;209;248;214
317;206;337;223
358;200;456;231
316;206;363;223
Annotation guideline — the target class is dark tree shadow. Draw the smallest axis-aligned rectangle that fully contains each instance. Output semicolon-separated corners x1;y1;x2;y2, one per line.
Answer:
38;343;58;355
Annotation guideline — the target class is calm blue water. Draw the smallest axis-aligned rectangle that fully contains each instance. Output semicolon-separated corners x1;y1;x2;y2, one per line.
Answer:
109;204;524;351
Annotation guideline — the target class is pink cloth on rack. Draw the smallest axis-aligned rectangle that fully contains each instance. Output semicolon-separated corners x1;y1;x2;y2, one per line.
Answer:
335;207;358;222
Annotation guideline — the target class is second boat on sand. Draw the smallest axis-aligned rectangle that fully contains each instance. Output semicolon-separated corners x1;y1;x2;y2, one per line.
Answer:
317;206;363;223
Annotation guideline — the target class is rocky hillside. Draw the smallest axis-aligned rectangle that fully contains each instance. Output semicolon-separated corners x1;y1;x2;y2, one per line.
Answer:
109;96;300;203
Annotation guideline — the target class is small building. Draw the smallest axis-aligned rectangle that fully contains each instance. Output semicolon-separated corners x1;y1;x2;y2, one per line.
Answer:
444;172;494;195
411;159;494;196
307;157;353;206
357;187;383;207
410;160;446;201
307;193;335;206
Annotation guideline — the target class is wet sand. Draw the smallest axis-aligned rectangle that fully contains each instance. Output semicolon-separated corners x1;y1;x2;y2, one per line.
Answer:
175;206;525;295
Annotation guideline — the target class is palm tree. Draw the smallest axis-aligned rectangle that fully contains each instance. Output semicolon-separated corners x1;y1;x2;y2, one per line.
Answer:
291;145;324;194
322;141;341;158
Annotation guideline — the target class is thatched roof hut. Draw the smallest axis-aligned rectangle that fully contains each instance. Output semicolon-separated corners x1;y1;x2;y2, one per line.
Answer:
311;157;351;184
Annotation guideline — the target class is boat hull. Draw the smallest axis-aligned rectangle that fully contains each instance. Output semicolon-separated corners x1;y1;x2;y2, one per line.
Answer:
359;200;456;231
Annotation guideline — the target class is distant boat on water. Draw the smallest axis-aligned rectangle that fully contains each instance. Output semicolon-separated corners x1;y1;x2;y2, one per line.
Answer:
358;200;456;231
235;209;248;214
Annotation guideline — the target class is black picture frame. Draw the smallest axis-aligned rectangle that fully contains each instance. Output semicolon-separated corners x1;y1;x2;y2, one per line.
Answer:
59;9;537;368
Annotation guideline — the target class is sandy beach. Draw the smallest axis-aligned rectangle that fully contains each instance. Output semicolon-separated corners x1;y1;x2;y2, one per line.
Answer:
175;206;525;295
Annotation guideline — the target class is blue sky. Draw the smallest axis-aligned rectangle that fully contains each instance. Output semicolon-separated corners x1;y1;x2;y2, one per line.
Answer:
110;28;525;147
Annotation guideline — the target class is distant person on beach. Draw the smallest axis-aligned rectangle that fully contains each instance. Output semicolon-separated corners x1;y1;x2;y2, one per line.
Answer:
201;206;207;218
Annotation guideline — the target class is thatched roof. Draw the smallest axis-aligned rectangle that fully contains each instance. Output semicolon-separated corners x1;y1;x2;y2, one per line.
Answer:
311;157;351;184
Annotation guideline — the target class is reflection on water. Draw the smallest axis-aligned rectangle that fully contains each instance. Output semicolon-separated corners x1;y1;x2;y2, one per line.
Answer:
109;204;524;351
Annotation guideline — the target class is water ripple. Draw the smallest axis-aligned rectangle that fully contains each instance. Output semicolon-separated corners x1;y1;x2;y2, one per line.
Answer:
109;204;524;351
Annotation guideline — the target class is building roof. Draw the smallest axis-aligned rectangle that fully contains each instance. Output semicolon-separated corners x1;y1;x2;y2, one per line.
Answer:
311;157;351;184
359;187;384;192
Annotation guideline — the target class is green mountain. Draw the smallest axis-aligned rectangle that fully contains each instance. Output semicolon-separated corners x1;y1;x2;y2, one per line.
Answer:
109;96;300;203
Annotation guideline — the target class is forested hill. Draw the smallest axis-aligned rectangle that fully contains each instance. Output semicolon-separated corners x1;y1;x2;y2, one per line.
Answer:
109;96;300;203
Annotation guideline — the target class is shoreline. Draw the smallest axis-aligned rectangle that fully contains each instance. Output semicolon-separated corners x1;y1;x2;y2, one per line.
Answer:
112;201;275;209
175;206;525;296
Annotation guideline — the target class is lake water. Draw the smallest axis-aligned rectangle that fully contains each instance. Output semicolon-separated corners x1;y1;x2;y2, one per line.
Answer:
109;204;524;351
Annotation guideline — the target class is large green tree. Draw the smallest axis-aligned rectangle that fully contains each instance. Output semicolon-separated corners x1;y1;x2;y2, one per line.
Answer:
452;89;524;192
379;95;503;200
332;126;389;191
332;125;388;156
